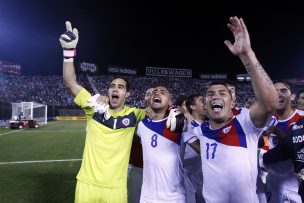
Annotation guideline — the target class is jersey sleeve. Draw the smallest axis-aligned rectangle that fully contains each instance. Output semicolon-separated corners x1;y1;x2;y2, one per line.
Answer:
133;108;145;137
183;122;199;144
237;108;264;138
134;108;146;124
73;88;94;118
136;121;143;138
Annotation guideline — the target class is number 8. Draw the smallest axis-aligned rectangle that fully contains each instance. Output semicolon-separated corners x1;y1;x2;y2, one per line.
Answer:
151;134;158;147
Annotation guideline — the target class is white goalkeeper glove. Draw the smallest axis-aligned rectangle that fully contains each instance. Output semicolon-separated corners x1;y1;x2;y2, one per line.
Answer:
258;148;268;184
166;108;188;132
59;21;79;62
88;94;111;120
258;148;267;169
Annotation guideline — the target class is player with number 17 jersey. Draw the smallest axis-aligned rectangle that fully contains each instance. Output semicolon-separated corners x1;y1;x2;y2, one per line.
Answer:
193;108;262;203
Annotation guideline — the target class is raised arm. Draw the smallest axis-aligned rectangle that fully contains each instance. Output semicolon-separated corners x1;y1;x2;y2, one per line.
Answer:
224;16;278;128
59;21;83;96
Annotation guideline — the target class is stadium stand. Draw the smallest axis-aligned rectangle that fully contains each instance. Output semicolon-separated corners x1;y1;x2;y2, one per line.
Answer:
0;73;303;119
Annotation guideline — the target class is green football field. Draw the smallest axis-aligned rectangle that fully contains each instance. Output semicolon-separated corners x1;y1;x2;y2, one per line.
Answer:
0;120;86;203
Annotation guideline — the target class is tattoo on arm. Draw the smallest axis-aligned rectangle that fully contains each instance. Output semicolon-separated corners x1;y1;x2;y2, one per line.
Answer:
242;57;251;73
255;63;273;85
244;63;251;73
244;62;272;85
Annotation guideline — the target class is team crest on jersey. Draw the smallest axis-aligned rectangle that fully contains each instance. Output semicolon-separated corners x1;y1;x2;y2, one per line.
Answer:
222;126;232;134
122;118;130;126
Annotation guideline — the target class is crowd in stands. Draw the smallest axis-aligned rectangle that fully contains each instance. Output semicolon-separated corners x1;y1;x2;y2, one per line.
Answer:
0;73;302;108
0;74;92;107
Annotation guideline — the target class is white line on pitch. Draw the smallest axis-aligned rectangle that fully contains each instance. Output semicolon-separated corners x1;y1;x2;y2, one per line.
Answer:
0;159;82;165
0;129;24;137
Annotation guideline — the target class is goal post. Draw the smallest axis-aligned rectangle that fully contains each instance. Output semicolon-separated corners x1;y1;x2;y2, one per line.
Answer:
11;102;47;124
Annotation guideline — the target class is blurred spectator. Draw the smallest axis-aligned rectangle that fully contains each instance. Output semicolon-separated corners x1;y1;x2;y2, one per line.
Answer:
296;89;304;110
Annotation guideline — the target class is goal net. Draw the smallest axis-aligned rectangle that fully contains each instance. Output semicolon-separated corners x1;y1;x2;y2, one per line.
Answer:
11;102;47;124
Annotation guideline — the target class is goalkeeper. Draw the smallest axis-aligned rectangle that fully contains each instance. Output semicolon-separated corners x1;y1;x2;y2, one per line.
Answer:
59;21;185;203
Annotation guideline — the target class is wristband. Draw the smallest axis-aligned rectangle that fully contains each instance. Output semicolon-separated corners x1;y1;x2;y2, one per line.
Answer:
63;49;76;58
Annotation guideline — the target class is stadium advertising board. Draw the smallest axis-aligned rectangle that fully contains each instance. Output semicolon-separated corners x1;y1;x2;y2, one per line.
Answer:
108;65;137;75
0;60;21;75
146;67;192;77
236;74;251;81
56;116;87;120
285;78;304;86
199;73;227;80
80;62;97;73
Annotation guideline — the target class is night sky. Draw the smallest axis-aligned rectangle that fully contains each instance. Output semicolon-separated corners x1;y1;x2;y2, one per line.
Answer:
0;1;304;80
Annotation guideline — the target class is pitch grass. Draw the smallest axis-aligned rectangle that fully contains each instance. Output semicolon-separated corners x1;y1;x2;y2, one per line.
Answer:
0;120;86;203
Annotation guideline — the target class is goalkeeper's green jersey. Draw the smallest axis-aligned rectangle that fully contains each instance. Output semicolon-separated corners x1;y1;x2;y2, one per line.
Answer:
74;88;145;187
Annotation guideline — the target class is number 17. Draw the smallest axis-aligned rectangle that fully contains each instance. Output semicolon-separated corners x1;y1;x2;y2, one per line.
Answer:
206;143;217;159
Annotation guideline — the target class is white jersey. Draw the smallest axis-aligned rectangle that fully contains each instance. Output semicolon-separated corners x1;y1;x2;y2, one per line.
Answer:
192;108;263;203
182;120;203;192
137;117;186;203
268;109;304;193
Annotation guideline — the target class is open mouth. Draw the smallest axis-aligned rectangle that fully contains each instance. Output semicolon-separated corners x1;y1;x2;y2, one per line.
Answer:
211;103;223;112
153;97;161;103
112;94;119;102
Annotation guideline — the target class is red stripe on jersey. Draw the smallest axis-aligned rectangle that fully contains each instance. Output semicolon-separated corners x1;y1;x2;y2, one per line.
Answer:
163;126;180;144
218;124;241;147
232;107;241;116
288;113;304;127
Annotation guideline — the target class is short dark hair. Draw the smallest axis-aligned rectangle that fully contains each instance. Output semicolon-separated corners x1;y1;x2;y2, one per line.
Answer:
155;84;170;91
207;81;232;98
175;94;188;107
186;94;203;114
273;80;293;92
208;81;229;88
111;76;130;92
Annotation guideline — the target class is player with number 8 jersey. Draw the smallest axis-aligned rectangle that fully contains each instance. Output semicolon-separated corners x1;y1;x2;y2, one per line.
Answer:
137;85;186;203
